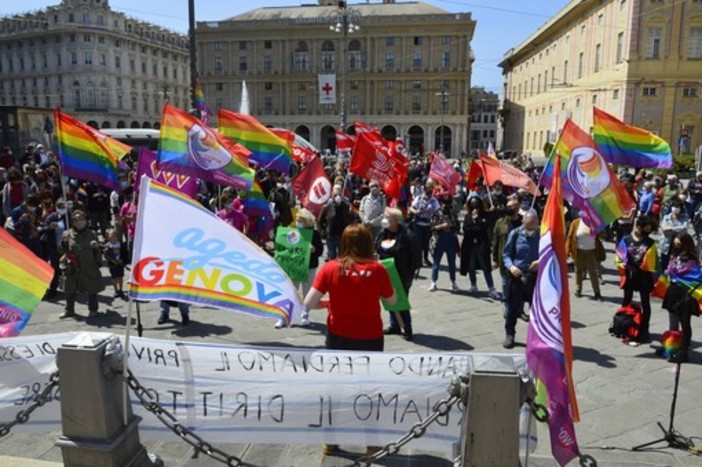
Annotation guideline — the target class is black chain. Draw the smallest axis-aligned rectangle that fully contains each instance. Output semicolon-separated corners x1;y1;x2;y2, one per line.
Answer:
0;371;59;438
346;374;469;467
125;370;249;467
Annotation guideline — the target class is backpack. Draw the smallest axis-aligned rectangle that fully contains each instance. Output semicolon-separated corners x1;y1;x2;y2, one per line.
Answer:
609;304;642;341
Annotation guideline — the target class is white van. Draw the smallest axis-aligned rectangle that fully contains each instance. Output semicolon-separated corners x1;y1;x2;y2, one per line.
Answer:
102;128;160;150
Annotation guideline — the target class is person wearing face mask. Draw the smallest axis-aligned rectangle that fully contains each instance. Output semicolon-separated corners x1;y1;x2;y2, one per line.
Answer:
501;210;540;348
659;199;690;272
409;180;440;267
375;207;421;340
216;193;248;234
493;198;523;305
686;171;702;208
40;200;68;299
615;215;659;344
359;181;386;240
274;209;323;329
638;181;655;216
318;184;352;260
677;189;694;219
460;196;501;299
658;232;700;363
428;193;460;293
59;210;104;319
661;174;680;215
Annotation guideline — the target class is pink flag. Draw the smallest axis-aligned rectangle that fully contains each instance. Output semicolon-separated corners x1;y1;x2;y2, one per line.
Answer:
527;155;581;466
136;148;198;198
429;153;462;195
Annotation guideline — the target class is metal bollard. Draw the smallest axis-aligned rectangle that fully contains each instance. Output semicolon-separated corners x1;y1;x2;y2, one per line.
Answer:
459;355;521;467
54;332;151;467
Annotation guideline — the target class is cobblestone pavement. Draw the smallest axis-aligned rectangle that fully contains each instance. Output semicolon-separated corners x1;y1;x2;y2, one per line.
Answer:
1;241;702;466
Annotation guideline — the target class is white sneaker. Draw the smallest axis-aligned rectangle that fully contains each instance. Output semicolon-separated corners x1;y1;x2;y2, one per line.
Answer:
488;289;502;300
428;282;437;292
274;319;285;329
451;282;460;293
301;317;311;327
468;285;478;294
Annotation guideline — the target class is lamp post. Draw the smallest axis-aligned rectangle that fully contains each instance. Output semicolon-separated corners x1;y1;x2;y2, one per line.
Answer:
435;82;449;155
330;1;361;135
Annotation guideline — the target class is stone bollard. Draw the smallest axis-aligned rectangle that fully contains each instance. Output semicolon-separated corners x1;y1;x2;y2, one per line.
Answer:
459;355;521;467
54;332;152;467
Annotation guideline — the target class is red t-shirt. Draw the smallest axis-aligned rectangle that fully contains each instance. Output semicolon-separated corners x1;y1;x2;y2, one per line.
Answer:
313;259;393;340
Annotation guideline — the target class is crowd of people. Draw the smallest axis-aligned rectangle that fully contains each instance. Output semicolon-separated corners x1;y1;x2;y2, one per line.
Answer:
0;142;698;363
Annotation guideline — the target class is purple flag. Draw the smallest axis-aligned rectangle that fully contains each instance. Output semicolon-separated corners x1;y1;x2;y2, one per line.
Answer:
136;148;198;198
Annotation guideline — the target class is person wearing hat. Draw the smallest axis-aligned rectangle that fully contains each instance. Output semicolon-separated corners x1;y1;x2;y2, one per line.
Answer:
59;210;105;318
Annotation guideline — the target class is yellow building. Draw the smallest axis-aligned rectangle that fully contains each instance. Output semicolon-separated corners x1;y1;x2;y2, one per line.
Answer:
197;0;476;157
499;0;702;156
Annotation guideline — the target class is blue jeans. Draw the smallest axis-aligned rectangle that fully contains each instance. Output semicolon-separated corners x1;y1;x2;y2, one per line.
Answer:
326;235;340;260
431;232;457;283
159;301;190;320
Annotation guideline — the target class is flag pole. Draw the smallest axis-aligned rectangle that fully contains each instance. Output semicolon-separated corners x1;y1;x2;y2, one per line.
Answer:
122;292;133;425
479;156;494;208
531;143;558;210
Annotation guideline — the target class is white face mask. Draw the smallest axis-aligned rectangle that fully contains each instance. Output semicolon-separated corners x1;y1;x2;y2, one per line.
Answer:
295;221;305;229
381;218;390;229
334;195;342;204
671;207;681;215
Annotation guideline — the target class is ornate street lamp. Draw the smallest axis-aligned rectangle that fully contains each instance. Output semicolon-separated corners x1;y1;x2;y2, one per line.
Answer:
329;1;361;135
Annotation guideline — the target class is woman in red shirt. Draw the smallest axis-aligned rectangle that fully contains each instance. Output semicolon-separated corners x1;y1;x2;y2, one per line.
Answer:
304;223;396;351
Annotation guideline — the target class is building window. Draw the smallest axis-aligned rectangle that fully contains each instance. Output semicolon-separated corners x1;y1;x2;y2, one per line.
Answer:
348;40;362;70
613;89;620;99
576;98;581;107
350;81;359;90
298;95;307;111
683;87;697;97
412;95;421;113
214;58;223;74
214;41;222;51
239;41;247;50
71;52;77;65
386;36;394;46
414;36;423;46
441;52;450;69
68;13;74;22
115;56;121;68
412;52;422;70
84;34;91;42
412;80;422;89
578;52;584;78
294;41;309;71
350;95;360;112
215;82;224;91
563;60;568;83
56;53;62;67
620;0;627;10
385;95;394;111
264;97;272;113
84;52;92;65
643;86;657;96
598;14;604;25
264;82;272;91
385;80;394;89
592;94;598;104
616;32;625;63
442;36;451;45
321;40;335;71
594;43;602;72
264;40;272;49
384;52;394;70
263;55;272;72
298;82;306;91
689;27;702;59
647;27;662;59
239;56;247;72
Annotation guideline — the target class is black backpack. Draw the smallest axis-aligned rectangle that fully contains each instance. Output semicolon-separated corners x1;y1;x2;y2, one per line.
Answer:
609;304;642;341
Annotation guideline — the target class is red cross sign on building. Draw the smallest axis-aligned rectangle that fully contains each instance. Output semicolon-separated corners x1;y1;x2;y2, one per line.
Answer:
318;74;337;105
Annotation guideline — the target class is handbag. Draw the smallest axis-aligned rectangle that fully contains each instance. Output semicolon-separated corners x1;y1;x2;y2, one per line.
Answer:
595;238;606;263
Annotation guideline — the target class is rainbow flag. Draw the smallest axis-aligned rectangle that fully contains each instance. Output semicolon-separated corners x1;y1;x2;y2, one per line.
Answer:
593;107;672;169
157;104;255;191
54;109;131;191
541;119;635;233
615;237;659;287
242;180;275;241
218;109;292;175
0;228;54;337
652;262;702;305
193;78;211;123
527;155;581;467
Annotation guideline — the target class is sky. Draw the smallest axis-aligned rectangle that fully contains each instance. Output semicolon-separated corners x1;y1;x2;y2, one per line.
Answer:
1;0;571;94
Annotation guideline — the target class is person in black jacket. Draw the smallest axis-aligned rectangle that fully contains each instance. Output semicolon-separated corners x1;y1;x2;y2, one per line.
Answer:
375;207;421;340
317;184;353;260
460;195;501;299
275;208;324;328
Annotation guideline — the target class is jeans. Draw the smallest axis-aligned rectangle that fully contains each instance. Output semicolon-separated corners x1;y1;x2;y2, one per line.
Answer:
326;235;340;260
159;301;190;320
431;232;457;283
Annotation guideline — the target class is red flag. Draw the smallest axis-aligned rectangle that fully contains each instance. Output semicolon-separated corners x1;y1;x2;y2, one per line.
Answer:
354;121;379;134
270;128;318;164
429;153;462;195
291;156;332;216
350;133;407;199
335;129;357;152
465;160;483;190
479;154;541;195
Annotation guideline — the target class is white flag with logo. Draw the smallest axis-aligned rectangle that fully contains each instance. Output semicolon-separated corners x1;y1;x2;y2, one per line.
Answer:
318;74;336;105
129;177;302;326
